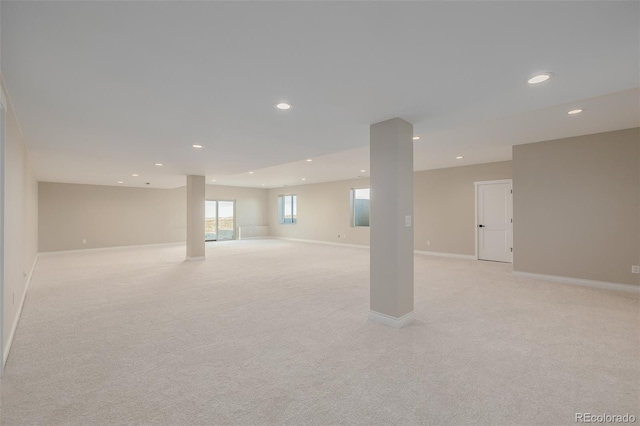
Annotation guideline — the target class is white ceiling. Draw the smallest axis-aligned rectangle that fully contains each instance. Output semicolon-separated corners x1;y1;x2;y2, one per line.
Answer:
2;1;638;189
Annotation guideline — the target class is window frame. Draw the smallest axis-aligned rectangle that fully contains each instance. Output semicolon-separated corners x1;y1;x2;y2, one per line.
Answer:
278;194;298;225
350;187;370;227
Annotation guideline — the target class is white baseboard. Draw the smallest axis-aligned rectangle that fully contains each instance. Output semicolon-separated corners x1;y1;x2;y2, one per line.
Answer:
3;254;39;369
414;250;476;260
513;271;640;293
277;237;475;260
238;226;270;240
276;237;369;250
369;310;415;329
38;241;184;256
185;256;205;261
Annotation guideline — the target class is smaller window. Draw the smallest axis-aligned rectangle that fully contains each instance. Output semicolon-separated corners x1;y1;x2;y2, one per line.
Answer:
278;194;297;224
351;188;370;227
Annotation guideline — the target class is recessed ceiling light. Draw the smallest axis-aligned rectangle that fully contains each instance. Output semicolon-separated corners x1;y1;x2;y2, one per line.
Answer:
275;102;292;110
192;144;203;148
117;181;123;184
568;109;583;115
360;169;366;173
413;136;420;140
154;163;163;166
261;184;265;186
249;171;254;174
527;73;553;84
456;156;463;159
301;178;306;181
132;173;139;177
306;159;313;162
211;179;216;182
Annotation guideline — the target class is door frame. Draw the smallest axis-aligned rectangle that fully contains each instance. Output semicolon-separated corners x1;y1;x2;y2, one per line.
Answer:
205;199;236;241
474;179;513;262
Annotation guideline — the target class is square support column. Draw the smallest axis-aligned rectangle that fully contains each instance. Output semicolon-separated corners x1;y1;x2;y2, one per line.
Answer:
369;118;414;328
186;175;205;261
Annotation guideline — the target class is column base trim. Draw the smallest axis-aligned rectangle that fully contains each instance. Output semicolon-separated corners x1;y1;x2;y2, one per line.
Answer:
185;256;205;261
368;310;414;329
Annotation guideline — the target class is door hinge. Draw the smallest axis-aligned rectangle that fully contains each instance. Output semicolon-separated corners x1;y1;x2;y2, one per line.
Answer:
510;248;513;252
511;218;513;223
510;189;513;194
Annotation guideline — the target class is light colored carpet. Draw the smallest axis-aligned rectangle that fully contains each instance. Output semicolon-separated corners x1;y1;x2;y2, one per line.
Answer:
1;239;638;425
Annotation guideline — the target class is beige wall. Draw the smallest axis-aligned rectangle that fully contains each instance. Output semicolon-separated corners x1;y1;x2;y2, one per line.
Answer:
513;128;640;286
206;184;268;236
39;183;186;252
268;161;512;255
268;178;372;246
38;182;269;252
2;77;38;365
414;161;512;254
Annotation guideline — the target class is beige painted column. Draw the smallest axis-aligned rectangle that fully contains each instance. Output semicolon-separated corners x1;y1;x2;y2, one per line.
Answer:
369;118;414;328
186;175;205;261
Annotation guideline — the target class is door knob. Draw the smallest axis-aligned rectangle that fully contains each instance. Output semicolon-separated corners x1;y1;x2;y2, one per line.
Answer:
478;224;485;228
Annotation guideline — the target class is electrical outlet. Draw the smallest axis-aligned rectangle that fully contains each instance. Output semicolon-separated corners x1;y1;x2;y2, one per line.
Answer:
82;239;87;244
427;240;430;246
632;265;640;274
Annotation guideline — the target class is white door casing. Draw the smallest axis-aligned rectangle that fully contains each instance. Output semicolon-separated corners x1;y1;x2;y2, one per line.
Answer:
475;180;512;263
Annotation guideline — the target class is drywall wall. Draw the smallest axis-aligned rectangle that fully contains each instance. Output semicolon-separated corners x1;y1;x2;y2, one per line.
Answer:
268;178;372;246
268;161;512;255
39;183;187;252
513;127;640;286
38;182;269;252
205;184;268;238
414;161;512;254
2;76;38;366
0;79;5;368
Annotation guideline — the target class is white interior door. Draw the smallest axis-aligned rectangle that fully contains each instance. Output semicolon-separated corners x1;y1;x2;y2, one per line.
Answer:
477;181;512;263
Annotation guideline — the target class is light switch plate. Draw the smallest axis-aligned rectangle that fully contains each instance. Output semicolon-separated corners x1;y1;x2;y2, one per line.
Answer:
405;215;412;227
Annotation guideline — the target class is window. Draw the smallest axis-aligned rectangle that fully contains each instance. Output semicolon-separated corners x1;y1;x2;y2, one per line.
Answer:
205;200;235;241
351;188;370;227
278;194;297;224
